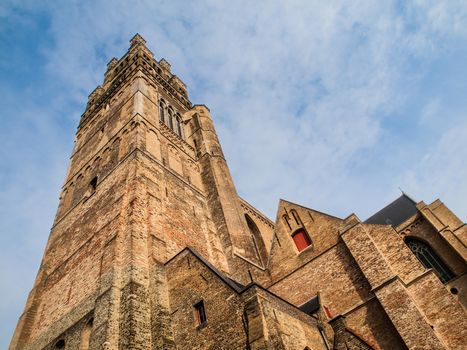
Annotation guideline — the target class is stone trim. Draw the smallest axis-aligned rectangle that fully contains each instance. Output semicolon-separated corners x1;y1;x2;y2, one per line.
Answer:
233;251;267;271
239;197;275;228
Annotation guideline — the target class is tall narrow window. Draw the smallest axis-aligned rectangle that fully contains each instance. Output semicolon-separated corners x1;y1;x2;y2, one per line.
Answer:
168;107;174;130
292;229;312;252
291;210;300;225
245;214;268;264
283;215;292;230
194;300;207;327
405;237;455;284
79;318;93;350
159;100;165;123
89;177;97;193
176;113;183;137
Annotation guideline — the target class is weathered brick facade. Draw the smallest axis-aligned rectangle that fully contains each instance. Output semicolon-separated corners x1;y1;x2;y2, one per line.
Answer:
10;35;466;350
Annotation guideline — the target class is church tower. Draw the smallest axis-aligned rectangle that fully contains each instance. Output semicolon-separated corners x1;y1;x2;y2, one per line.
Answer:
10;34;271;350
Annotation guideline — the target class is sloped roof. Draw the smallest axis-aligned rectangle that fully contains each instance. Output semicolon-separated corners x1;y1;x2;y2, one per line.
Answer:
278;198;344;221
364;194;418;226
166;247;321;326
298;295;320;315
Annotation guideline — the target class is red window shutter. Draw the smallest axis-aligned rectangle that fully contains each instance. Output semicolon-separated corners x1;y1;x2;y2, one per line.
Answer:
292;229;311;252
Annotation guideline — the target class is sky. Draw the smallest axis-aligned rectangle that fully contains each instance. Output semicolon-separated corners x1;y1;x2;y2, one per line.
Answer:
1;0;467;347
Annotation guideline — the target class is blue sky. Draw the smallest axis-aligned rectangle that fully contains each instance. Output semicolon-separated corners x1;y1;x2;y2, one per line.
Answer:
1;0;467;347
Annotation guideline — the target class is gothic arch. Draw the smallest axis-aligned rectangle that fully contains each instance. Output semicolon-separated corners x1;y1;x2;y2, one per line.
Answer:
146;129;161;160
79;318;93;350
283;214;292;230
245;214;268;264
176;113;184;138
167;144;182;174
159;99;166;123
168;106;174;130
290;209;301;225
405;236;455;283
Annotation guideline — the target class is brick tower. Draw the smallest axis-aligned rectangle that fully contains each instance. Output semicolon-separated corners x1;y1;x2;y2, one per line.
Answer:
10;35;467;350
9;34;267;350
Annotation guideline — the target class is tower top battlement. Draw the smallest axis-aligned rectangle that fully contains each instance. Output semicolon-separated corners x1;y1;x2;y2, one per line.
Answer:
81;33;191;128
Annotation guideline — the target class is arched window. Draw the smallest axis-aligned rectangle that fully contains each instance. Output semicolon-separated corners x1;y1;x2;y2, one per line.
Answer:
89;177;97;193
291;209;301;225
176;113;183;138
168;107;174;130
405;237;455;283
283;215;292;230
194;300;207;327
79;318;93;350
159;100;165;123
245;214;268;264
292;229;312;252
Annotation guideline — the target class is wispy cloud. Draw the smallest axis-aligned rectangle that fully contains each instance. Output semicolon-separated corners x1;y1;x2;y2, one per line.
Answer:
1;1;467;347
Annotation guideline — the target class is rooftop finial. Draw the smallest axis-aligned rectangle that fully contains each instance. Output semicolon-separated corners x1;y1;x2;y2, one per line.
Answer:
130;33;147;47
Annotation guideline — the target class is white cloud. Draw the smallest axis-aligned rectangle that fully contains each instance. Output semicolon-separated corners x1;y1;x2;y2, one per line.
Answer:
398;112;467;216
5;0;467;224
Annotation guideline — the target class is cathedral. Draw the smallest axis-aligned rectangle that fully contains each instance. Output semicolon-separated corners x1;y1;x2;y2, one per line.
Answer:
10;34;467;350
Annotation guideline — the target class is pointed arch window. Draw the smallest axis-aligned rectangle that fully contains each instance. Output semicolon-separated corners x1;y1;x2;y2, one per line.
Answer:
159;100;166;123
79;318;93;350
283;215;292;230
194;300;207;327
168;107;174;130
291;209;301;225
89;177;97;193
176;113;183;138
245;214;268;264
405;237;455;284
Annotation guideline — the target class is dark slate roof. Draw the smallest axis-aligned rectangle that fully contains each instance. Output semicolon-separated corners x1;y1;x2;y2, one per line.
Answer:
298;295;320;315
364;194;418;227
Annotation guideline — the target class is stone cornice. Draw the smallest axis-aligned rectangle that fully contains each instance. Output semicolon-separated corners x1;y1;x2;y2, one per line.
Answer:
239;198;275;228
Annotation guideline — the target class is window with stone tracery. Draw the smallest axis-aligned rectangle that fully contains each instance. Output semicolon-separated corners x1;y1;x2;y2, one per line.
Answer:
159;100;165;123
159;98;184;140
405;237;455;283
176;113;183;138
168;107;174;129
